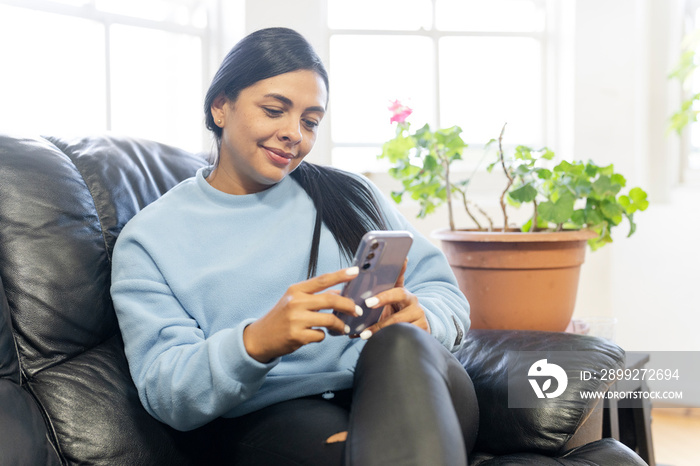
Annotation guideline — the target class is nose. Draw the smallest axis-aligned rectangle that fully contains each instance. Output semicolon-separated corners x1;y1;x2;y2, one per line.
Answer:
278;118;302;145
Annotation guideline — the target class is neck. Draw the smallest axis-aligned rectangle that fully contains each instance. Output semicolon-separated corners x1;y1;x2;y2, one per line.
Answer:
206;165;270;195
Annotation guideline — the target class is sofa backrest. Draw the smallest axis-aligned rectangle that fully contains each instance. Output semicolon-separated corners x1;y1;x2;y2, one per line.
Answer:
0;134;208;465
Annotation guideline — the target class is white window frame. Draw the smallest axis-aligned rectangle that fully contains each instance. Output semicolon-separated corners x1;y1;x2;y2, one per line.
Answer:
326;0;560;173
679;0;700;182
0;0;218;151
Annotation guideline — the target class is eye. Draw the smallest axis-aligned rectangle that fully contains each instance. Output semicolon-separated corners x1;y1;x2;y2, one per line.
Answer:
263;107;283;117
302;119;319;130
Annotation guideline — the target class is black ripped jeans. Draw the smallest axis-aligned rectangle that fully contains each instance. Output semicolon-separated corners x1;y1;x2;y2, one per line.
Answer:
189;324;479;466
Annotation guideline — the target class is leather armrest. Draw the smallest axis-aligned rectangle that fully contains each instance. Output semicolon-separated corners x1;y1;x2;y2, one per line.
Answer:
455;329;625;455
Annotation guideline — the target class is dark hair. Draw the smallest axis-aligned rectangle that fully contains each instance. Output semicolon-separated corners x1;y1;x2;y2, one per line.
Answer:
204;27;329;144
204;28;387;277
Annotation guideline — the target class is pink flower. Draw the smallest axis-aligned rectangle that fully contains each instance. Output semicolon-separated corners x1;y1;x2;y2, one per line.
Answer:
388;99;413;124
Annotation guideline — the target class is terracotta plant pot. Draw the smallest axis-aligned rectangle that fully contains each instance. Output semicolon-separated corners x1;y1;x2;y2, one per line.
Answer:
432;229;598;332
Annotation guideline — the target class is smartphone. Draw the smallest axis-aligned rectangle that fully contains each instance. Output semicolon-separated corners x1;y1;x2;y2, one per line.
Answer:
332;230;413;336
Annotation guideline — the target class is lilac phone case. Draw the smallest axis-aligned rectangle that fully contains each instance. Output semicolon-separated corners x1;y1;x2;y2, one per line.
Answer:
333;230;413;336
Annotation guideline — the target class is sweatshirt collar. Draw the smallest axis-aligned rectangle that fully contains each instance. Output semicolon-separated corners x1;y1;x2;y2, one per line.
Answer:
195;166;295;207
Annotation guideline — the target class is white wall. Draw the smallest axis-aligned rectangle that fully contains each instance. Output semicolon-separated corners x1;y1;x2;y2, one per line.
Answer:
567;0;700;352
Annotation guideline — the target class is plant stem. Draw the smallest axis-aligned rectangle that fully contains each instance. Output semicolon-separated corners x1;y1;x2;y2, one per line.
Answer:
497;123;512;232
532;200;538;231
457;188;483;230
442;149;455;231
473;199;494;231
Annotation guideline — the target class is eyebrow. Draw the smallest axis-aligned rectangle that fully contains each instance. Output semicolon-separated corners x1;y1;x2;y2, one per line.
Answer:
264;93;326;114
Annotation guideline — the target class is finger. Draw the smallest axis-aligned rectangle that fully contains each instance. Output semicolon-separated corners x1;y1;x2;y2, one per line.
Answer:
360;307;428;340
363;287;412;311
359;290;424;339
298;292;362;317
307;312;351;336
301;327;330;344
394;258;408;288
292;267;360;294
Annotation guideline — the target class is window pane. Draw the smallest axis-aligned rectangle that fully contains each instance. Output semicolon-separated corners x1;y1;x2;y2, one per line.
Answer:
688;7;700;170
96;0;208;28
439;36;542;145
328;0;432;30
331;147;392;173
110;25;203;151
0;5;106;134
436;0;544;32
47;0;91;5
329;35;435;147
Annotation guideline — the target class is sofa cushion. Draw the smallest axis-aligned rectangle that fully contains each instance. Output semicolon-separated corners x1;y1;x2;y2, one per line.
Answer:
457;329;626;456
1;275;62;465
0;133;207;464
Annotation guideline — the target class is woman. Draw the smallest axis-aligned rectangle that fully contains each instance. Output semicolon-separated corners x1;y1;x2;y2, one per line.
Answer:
111;27;478;465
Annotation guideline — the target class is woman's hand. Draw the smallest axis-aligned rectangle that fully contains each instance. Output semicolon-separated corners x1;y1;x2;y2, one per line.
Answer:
243;267;362;363
357;260;430;340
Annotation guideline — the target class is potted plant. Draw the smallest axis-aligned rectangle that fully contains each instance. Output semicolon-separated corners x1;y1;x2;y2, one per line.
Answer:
379;101;649;331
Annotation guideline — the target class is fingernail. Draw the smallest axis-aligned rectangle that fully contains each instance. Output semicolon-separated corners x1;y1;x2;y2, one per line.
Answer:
355;305;363;316
360;329;372;340
346;266;359;276
365;297;380;308
344;325;351;334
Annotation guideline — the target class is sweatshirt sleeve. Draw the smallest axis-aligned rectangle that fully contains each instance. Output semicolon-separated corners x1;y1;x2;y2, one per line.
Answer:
110;228;279;431
362;176;471;352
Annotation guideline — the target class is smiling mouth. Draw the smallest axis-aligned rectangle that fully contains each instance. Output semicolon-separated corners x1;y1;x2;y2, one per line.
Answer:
263;146;295;159
262;146;298;166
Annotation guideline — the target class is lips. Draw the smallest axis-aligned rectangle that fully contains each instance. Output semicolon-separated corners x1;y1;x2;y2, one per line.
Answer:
262;146;295;166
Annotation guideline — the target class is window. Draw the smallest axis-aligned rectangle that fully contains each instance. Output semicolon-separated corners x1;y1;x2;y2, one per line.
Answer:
679;0;700;174
327;0;549;173
0;0;211;152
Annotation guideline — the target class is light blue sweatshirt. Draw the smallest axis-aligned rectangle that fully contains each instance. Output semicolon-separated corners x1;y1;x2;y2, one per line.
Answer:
111;166;470;431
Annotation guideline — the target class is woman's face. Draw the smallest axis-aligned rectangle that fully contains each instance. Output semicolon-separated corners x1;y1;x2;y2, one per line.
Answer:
209;70;327;195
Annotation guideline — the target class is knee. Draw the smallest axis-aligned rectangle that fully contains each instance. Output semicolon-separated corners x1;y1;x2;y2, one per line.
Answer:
362;323;434;364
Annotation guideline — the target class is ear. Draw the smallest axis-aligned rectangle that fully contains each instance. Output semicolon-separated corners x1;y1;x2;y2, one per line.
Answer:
210;94;228;127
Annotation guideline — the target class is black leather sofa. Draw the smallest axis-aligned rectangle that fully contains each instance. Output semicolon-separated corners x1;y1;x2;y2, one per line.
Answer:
0;133;647;465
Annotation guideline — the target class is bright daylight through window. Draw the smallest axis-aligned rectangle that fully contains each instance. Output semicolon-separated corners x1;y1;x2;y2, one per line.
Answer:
327;0;547;173
0;0;208;152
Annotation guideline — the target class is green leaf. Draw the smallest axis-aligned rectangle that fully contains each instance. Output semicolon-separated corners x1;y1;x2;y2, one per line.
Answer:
669;96;700;134
611;173;627;188
570;209;586;227
585;206;604;227
554;160;586;176
598;164;614;177
484;138;497;150
592;175;621;197
584;163;599;178
380;135;415;164
541;149;555;160
570;177;592;197
669;49;698;81
588;233;613;251
423;154;439;171
536;168;552;180
626;212;638;237
600;200;624;225
509;183;538;203
538;191;576;224
622;187;650;213
514;145;533;160
512;164;532;177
